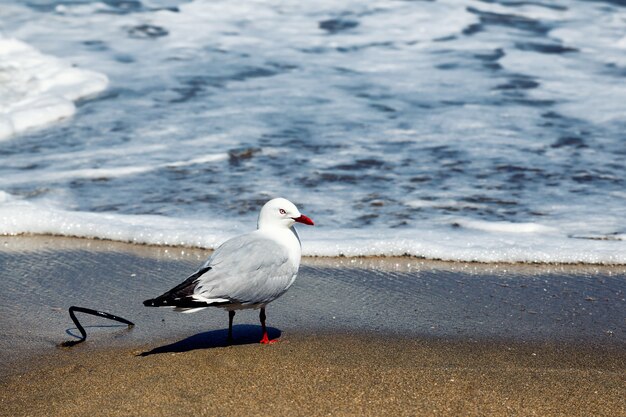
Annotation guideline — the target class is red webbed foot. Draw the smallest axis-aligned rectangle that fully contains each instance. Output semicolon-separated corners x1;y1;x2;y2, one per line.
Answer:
259;333;279;344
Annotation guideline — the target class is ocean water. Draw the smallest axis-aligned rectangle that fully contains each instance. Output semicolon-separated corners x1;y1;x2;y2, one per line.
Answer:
0;0;625;263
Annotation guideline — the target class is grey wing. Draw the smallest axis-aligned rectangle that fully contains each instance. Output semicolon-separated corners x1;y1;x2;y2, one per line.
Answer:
192;234;297;306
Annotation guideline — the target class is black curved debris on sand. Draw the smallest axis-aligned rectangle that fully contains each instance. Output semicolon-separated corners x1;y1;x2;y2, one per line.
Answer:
60;306;135;348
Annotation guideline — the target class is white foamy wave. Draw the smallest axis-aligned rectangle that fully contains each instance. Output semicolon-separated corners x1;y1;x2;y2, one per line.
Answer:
165;153;229;168
405;199;484;210
500;49;626;125
0;152;229;186
0;197;241;248
0;196;624;265
0;36;108;140
303;229;626;265
453;219;555;234
0;190;14;203
0;0;624;266
493;2;626;125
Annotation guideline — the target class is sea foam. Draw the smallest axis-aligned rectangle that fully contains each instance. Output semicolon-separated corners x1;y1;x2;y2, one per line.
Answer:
0;36;108;140
0;195;624;265
0;0;625;265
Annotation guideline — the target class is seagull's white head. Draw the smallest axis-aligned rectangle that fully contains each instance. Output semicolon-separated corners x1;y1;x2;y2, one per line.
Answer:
257;197;314;230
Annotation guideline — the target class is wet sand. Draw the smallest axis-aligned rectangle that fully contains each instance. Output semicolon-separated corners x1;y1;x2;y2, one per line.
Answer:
1;235;625;415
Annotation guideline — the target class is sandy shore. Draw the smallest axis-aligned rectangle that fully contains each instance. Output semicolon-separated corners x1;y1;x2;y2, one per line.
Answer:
1;235;625;415
1;333;625;416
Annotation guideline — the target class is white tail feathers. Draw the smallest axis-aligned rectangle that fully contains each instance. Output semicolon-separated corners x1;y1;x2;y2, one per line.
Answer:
173;307;207;314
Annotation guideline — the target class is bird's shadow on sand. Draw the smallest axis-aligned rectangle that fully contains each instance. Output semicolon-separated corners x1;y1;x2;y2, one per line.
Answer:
139;325;281;356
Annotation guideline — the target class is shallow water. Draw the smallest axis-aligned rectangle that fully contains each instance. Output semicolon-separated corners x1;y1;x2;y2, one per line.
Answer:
0;0;625;262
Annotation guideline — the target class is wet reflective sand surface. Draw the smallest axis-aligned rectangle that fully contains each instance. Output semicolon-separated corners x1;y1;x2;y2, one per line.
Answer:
1;236;623;373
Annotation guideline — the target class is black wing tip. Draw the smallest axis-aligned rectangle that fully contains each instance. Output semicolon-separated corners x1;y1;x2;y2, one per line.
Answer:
143;266;214;308
143;297;233;309
143;296;212;308
143;298;170;307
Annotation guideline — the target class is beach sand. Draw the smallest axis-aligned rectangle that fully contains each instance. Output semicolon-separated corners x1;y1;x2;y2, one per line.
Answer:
2;333;625;417
1;236;625;416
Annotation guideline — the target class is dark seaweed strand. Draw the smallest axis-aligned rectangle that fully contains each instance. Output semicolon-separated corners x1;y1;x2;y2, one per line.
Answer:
61;306;135;347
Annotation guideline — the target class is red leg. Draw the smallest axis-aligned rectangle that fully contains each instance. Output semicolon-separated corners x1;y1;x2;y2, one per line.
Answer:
259;307;278;344
228;310;235;344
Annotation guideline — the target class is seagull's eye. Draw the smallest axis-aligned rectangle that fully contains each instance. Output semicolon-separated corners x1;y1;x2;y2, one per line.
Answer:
279;209;286;215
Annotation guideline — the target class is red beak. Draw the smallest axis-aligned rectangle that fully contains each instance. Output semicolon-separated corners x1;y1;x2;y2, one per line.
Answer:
293;214;314;226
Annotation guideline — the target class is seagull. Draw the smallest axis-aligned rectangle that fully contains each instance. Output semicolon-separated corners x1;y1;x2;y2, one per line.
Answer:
143;197;314;344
